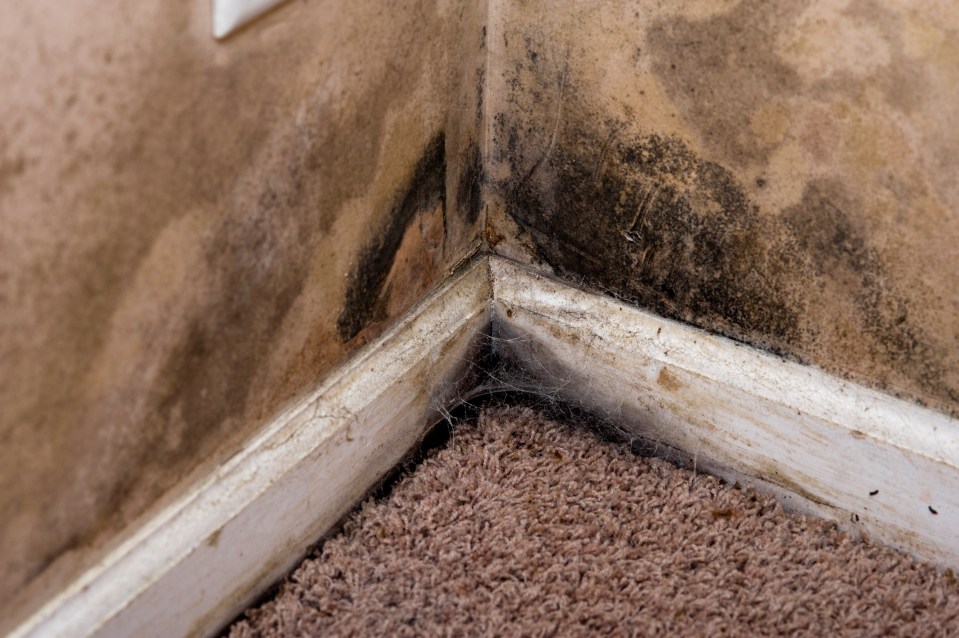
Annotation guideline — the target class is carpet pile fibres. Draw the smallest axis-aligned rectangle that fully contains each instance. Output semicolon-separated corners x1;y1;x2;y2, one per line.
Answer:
229;406;959;636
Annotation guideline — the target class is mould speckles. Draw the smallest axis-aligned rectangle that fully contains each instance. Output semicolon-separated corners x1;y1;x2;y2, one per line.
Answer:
457;139;484;226
337;132;447;342
505;115;953;402
493;20;956;412
505;122;801;348
475;66;486;120
783;180;952;403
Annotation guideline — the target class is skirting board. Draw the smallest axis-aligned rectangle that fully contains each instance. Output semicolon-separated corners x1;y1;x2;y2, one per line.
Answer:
12;258;492;638
12;255;959;637
489;257;959;566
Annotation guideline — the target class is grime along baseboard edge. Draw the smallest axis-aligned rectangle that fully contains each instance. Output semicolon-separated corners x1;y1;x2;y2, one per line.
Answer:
11;258;492;638
13;255;959;638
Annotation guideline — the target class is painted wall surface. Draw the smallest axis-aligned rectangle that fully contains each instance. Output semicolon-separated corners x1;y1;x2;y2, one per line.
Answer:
6;0;959;628
487;0;959;417
0;0;485;625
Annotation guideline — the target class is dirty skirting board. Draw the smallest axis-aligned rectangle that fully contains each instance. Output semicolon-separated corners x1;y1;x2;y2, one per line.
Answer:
12;259;492;638
490;257;959;566
13;255;959;638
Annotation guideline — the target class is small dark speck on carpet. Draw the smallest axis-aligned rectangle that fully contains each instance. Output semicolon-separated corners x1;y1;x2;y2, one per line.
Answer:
227;405;959;637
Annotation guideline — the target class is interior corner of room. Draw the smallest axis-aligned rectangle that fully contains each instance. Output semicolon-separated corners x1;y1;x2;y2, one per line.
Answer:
3;0;959;636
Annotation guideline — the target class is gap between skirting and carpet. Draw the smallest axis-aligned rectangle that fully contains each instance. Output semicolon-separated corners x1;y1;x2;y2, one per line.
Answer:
12;255;959;638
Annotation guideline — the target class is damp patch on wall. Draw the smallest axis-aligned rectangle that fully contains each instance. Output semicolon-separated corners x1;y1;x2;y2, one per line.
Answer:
338;133;448;342
488;2;959;416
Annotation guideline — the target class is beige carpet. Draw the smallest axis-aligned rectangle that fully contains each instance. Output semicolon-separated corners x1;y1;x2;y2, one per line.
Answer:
228;406;959;636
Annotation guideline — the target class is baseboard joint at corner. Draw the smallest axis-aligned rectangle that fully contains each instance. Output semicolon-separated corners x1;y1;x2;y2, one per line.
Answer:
488;255;959;567
14;254;959;638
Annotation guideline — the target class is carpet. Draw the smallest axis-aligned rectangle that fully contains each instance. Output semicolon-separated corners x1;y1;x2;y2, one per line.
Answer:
227;405;959;636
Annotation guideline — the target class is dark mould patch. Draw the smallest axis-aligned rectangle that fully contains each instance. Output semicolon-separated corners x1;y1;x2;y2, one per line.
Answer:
337;132;447;342
495;45;955;410
504;122;802;350
457;138;484;226
475;66;486;121
783;180;954;404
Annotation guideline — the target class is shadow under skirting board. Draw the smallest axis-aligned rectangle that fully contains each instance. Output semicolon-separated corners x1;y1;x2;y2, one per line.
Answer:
13;255;959;638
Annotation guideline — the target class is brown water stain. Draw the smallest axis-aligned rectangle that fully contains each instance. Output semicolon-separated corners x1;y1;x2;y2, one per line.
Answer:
0;0;474;618
645;0;806;168
656;368;683;392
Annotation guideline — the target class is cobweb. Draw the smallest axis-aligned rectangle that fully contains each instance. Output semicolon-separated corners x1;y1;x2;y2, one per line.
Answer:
424;321;704;483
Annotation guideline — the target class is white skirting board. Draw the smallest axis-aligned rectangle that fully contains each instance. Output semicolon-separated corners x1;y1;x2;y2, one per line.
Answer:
12;259;492;638
12;255;959;638
489;257;959;566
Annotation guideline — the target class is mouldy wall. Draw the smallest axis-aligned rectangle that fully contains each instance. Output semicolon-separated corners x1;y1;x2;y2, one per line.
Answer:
0;0;486;628
486;0;959;417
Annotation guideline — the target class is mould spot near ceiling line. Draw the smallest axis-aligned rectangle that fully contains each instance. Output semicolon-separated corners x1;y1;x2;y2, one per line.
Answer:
337;132;447;342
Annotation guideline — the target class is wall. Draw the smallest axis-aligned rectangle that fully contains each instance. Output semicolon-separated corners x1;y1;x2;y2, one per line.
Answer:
6;0;959;628
487;0;959;417
0;0;486;626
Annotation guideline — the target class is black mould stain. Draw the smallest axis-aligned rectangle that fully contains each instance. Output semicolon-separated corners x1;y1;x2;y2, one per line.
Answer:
457;138;484;226
475;66;486;122
499;98;955;406
337;133;447;341
782;180;953;402
506;126;801;348
492;14;956;409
